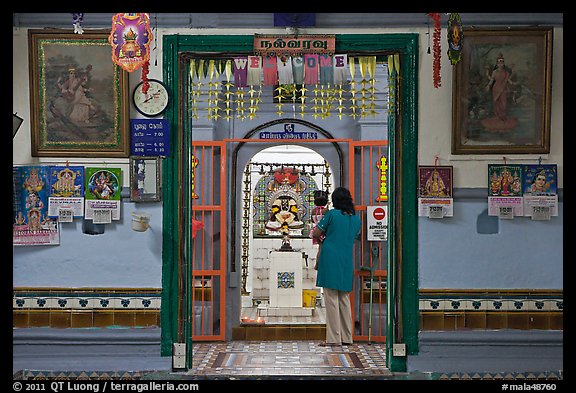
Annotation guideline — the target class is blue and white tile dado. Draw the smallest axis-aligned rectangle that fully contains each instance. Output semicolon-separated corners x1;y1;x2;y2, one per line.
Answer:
13;295;161;310
419;299;562;312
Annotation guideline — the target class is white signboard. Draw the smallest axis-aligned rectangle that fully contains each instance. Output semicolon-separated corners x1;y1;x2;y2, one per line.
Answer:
488;196;523;217
418;198;454;217
367;205;388;241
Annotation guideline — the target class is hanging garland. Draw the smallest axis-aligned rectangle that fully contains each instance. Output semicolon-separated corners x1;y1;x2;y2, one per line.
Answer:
428;12;442;88
141;60;150;94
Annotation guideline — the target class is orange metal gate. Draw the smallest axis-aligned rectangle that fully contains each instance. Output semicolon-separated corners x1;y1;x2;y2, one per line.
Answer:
189;139;387;342
190;141;226;341
350;140;389;343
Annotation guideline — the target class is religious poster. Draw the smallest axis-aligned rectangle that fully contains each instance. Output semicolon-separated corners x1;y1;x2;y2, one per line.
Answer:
418;165;454;217
522;163;558;218
47;165;85;220
13;166;60;246
488;164;524;217
84;167;122;222
109;13;153;73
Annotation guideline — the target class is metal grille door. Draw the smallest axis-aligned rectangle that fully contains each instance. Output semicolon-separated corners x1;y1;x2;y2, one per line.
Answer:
350;141;389;343
190;141;226;340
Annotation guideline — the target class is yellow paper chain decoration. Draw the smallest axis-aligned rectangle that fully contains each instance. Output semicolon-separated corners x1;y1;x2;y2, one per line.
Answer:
187;56;390;121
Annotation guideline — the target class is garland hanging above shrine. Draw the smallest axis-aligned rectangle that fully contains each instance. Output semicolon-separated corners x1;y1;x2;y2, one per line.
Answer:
188;54;390;122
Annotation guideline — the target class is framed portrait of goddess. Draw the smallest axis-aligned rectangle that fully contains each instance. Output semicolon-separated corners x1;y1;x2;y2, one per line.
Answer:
28;29;130;157
451;27;553;155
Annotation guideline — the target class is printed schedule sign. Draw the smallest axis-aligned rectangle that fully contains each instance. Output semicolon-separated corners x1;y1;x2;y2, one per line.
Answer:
131;119;170;156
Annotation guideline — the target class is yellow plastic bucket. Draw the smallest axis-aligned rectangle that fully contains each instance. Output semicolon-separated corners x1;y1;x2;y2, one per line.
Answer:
302;290;317;308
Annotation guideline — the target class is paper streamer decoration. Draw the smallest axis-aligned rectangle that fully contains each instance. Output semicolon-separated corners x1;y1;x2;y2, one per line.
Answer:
304;54;319;85
292;56;305;85
333;54;348;85
263;56;278;86
319;55;334;85
277;55;294;85
233;57;248;87
247;56;263;86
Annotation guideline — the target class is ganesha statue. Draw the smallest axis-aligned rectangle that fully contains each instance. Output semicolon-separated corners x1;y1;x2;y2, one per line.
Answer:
265;182;304;241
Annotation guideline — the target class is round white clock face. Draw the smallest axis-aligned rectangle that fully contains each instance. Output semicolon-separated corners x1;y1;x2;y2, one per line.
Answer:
133;79;169;117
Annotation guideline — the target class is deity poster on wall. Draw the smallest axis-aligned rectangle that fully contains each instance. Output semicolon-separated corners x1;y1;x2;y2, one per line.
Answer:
418;165;454;217
522;163;558;218
13;166;60;246
84;167;122;222
487;164;524;217
109;13;152;73
47;165;85;219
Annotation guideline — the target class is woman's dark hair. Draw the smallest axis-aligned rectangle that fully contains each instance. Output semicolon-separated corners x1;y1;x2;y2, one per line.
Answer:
331;187;355;215
313;190;329;206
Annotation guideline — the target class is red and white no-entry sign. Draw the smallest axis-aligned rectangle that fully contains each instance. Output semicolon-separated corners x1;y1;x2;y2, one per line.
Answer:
372;207;386;220
367;206;388;241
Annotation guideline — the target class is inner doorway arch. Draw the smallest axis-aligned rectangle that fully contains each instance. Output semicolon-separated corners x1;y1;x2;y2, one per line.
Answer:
230;124;390;347
240;143;332;299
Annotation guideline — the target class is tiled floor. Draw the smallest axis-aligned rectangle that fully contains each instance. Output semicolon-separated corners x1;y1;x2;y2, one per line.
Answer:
189;340;392;377
14;328;563;381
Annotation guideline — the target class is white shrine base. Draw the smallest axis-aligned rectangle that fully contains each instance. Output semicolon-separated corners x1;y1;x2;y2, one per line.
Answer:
257;305;314;317
269;251;303;308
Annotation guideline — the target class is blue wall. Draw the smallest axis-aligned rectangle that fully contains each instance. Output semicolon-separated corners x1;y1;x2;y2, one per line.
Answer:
13;200;163;288
14;189;563;291
418;190;563;289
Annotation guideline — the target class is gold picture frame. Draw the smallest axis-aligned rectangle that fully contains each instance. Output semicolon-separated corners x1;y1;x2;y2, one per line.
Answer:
28;29;130;157
451;27;553;155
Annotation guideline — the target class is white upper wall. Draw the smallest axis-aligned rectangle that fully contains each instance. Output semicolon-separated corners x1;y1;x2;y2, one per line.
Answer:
13;26;563;188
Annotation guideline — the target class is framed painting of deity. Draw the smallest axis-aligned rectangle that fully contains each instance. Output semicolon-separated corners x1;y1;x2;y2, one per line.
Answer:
28;29;130;157
451;27;553;155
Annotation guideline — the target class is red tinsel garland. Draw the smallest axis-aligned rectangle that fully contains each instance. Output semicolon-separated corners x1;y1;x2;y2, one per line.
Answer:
141;60;150;94
428;12;442;88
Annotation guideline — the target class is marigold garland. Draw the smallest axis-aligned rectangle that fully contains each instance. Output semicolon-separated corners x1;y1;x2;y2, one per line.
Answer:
428;12;442;88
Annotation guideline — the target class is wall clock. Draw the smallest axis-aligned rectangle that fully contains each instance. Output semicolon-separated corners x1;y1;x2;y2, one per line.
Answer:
132;79;169;117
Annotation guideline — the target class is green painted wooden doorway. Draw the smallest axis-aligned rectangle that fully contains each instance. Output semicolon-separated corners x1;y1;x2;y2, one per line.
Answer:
160;33;419;372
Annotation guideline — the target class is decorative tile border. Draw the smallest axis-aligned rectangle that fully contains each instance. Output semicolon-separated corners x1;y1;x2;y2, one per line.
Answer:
419;290;563;312
419;289;563;330
13;288;162;310
15;288;563;330
419;299;563;312
13;370;150;380
13;288;161;328
436;371;562;380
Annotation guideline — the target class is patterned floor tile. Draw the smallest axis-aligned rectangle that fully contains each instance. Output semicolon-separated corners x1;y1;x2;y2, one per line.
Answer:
189;340;391;377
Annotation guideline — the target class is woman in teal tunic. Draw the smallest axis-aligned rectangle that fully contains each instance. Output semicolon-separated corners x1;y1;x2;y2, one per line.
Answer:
312;187;361;346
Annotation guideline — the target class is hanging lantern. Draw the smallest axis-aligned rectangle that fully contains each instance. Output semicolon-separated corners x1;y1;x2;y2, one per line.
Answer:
109;13;153;73
447;13;463;65
72;13;84;34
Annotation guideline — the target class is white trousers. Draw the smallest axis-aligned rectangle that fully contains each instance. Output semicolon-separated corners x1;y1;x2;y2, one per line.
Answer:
323;288;353;344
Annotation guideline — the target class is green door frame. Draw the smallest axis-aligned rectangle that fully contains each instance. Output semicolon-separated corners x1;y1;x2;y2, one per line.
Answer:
160;33;419;372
